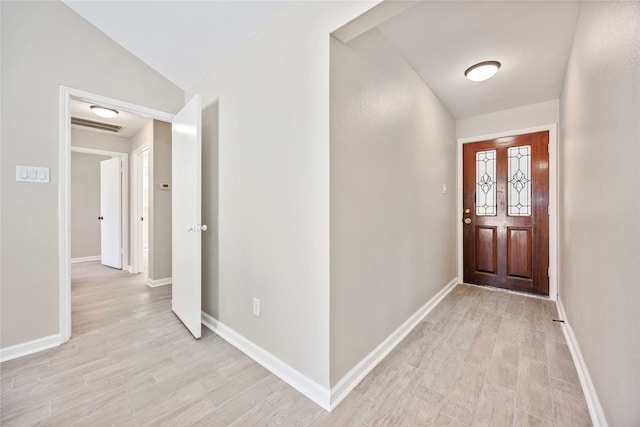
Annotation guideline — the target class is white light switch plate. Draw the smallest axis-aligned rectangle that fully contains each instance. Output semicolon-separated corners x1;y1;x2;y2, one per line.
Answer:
16;166;50;183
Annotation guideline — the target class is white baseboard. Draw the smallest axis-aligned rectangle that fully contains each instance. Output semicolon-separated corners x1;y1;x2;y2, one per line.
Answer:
148;277;172;287
556;298;608;427
0;334;62;362
201;312;331;410
201;277;458;412
70;255;101;263
329;277;459;410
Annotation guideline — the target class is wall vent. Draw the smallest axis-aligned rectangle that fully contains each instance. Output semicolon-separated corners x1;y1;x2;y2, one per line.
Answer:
71;117;124;133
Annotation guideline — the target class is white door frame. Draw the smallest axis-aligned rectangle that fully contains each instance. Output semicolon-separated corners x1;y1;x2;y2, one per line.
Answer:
59;86;174;343
131;144;150;274
70;146;128;270
457;124;559;301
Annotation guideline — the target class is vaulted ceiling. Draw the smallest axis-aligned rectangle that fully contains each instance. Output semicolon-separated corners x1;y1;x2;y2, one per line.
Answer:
64;1;292;90
63;1;580;120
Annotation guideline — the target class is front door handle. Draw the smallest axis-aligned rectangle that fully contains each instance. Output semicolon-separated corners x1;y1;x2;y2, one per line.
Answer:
464;218;472;225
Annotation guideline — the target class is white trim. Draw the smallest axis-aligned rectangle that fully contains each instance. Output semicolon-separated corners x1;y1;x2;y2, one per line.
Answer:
131;145;150;275
201;277;458;412
70;146;127;157
70;146;129;275
556;298;608;427
70;255;101;263
148;277;172;287
0;334;61;363
60;86;175;344
201;312;332;411
457;124;558;301
329;277;458;410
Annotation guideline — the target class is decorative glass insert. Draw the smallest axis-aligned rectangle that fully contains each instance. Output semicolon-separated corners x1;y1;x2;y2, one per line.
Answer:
508;145;532;216
476;150;497;216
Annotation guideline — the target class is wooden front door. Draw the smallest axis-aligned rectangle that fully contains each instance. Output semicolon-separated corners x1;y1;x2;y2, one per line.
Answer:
463;131;549;295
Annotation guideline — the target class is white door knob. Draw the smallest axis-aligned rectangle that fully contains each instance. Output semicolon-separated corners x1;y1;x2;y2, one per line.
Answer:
200;224;208;232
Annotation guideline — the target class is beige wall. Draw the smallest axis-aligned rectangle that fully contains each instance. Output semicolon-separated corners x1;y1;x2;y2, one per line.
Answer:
329;30;457;385
71;128;131;153
0;1;183;349
70;152;110;259
456;100;559;140
187;1;380;387
201;102;219;318
559;2;639;425
130;120;153;152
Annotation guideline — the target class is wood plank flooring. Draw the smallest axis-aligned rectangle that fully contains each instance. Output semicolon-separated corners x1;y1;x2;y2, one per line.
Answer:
0;262;591;426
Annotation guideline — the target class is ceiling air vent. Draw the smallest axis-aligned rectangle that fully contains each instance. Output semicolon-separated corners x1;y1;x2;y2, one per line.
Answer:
71;117;124;133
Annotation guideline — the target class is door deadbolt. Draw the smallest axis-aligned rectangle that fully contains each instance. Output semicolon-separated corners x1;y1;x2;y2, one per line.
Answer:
464;208;470;214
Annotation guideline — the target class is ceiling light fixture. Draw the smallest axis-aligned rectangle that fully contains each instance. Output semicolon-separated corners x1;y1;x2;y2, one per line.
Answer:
464;61;501;82
90;105;119;119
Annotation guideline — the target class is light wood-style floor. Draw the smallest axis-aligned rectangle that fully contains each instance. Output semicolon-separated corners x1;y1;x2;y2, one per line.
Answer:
0;262;591;426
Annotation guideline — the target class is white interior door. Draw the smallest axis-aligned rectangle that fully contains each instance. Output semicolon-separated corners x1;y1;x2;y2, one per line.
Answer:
172;95;203;339
100;157;122;269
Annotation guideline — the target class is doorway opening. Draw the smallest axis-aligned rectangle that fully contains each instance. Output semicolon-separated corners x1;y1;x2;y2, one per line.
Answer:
70;146;128;270
462;131;549;295
59;86;174;343
457;125;558;300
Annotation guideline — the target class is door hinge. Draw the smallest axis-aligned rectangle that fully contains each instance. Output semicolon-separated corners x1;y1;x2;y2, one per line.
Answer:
548;267;550;277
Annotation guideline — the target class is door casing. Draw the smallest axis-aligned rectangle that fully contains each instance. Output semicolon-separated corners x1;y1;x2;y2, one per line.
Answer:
59;86;174;343
457;124;558;301
131;145;150;275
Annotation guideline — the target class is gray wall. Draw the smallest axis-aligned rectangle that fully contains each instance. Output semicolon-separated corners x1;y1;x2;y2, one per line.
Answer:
0;1;183;349
559;2;639;425
70;152;110;259
150;121;172;281
330;30;457;385
129;120;172;281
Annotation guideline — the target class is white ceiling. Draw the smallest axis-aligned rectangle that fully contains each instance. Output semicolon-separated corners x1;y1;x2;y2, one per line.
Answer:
377;1;581;119
71;99;150;138
64;1;580;120
63;0;292;90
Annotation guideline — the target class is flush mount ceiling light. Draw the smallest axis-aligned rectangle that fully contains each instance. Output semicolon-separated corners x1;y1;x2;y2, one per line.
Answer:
90;105;119;119
464;61;501;82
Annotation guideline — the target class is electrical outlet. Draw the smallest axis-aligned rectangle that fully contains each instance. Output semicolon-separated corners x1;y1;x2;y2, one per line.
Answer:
253;297;261;317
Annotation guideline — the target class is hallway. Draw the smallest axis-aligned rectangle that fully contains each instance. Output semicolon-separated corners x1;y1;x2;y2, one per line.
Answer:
0;263;590;426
